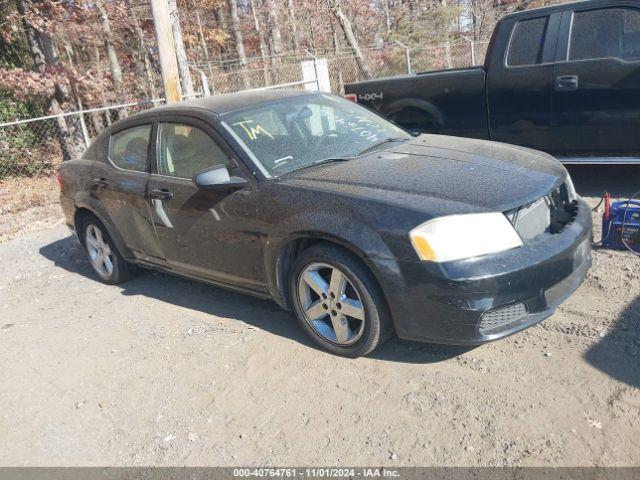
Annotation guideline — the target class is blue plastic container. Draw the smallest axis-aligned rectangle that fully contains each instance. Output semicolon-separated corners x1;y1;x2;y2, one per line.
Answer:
602;200;640;250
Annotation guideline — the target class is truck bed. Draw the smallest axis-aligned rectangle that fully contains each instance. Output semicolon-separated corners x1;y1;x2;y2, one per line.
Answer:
345;67;489;139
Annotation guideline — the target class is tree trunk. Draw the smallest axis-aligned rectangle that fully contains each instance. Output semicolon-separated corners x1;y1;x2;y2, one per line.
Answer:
15;0;81;160
16;0;46;73
407;0;417;35
332;24;345;91
124;0;158;100
440;0;453;69
327;0;370;79
227;0;251;89
515;0;535;12
193;4;217;88
168;0;195;98
94;0;123;87
249;0;272;86
381;0;392;35
286;0;300;51
264;0;283;55
193;5;209;60
214;2;229;60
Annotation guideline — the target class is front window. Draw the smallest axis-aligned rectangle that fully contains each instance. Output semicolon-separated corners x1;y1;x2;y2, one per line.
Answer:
156;123;231;179
221;94;410;177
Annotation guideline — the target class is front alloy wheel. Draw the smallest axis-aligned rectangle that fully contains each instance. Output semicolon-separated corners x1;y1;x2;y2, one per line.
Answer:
290;244;392;357
298;263;366;346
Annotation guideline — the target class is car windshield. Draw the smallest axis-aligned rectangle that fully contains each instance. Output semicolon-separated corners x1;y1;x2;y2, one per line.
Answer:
220;93;411;177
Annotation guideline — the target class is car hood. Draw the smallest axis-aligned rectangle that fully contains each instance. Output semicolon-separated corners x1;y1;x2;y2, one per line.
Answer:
281;134;567;214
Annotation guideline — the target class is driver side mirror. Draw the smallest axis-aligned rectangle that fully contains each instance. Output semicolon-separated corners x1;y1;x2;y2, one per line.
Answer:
193;164;248;192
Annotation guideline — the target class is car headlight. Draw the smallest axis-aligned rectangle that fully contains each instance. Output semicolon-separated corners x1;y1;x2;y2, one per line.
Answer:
409;212;523;262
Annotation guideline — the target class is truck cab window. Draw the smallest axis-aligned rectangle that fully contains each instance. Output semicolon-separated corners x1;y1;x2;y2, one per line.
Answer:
507;17;549;67
570;8;640;62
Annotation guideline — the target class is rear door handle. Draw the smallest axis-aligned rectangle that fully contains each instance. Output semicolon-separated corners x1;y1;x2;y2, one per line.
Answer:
149;189;174;200
93;178;109;187
555;75;579;92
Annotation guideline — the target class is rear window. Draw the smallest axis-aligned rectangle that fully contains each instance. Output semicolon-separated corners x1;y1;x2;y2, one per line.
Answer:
108;125;151;172
570;8;640;62
507;17;549;67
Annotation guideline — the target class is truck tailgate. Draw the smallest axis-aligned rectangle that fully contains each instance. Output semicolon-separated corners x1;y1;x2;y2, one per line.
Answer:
345;67;489;139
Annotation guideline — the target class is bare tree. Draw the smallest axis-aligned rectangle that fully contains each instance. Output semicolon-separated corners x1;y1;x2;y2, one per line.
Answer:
15;0;82;159
263;0;283;55
193;3;209;61
94;0;123;87
381;0;392;35
227;0;251;89
515;0;536;12
123;0;158;100
249;0;272;85
168;0;195;98
326;0;371;79
214;1;229;59
286;0;301;51
440;0;453;69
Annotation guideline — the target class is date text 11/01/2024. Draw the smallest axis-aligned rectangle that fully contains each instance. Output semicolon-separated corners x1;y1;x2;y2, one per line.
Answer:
232;468;400;477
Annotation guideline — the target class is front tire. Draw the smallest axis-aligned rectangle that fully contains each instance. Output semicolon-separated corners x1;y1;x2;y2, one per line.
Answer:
80;215;137;284
289;244;393;357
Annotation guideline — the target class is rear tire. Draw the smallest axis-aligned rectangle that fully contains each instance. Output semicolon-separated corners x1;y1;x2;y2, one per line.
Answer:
79;215;137;285
289;244;393;357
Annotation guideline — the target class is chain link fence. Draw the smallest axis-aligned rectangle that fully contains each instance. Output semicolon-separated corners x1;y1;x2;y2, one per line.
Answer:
1;39;488;221
197;39;489;96
0;100;165;219
0;100;165;178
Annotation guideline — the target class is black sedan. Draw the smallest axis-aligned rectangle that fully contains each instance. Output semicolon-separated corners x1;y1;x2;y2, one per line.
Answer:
58;90;592;357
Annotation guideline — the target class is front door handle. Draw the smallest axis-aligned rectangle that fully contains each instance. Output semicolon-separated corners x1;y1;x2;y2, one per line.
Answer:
149;189;174;200
93;177;109;187
555;75;579;92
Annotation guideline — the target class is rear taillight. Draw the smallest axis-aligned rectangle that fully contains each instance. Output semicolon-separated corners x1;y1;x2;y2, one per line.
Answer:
56;171;63;189
344;93;357;103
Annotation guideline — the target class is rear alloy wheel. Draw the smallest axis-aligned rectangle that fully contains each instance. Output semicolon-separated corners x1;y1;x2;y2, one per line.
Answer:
290;245;392;357
85;224;115;279
81;216;137;284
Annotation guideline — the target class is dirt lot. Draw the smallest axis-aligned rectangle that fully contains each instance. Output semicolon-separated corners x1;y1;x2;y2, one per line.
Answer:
0;166;639;467
0;175;62;242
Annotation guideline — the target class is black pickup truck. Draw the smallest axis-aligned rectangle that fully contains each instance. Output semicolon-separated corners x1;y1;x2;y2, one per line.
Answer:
345;0;640;164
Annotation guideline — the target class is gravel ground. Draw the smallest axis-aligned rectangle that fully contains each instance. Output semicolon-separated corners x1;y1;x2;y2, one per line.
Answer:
0;165;638;467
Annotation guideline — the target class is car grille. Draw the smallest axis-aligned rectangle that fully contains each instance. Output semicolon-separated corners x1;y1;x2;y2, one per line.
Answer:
505;182;577;242
479;303;528;335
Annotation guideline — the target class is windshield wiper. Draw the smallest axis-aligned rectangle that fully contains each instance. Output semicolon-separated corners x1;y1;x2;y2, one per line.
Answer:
291;156;353;173
356;137;407;156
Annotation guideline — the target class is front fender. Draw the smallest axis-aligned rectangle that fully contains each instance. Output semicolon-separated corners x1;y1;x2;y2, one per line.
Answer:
263;212;396;308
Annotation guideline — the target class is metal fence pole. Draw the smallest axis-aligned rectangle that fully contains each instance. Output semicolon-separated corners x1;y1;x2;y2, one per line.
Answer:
471;40;476;67
460;35;476;67
393;40;412;74
305;49;321;91
198;68;211;96
77;112;90;147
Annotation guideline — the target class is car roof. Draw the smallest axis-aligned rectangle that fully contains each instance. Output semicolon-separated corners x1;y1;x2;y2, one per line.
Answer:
128;89;317;121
